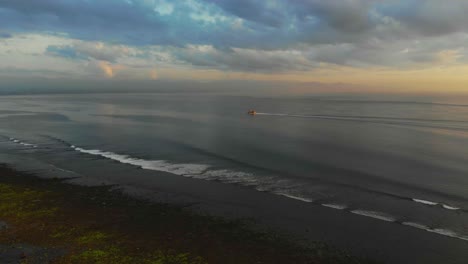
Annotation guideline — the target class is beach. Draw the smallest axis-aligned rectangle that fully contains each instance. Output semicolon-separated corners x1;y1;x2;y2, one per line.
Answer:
0;165;378;264
1;93;468;263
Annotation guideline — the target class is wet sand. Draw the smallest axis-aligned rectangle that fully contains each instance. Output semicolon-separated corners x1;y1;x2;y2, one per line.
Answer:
0;165;378;264
63;160;468;264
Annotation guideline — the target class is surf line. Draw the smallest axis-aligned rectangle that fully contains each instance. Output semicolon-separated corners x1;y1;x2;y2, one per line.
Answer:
8;137;37;148
412;198;461;211
66;141;468;243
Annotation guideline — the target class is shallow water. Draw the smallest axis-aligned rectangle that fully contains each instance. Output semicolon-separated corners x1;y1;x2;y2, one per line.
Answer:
1;93;468;252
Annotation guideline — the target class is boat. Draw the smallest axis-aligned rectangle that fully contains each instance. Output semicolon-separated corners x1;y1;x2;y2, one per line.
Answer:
247;110;256;115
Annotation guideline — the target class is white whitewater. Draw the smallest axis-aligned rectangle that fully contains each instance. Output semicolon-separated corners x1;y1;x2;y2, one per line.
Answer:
9;137;37;148
412;198;461;211
70;144;468;243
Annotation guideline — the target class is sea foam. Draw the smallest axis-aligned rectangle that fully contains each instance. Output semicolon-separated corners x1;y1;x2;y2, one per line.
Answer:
412;198;461;211
351;210;396;222
70;144;468;243
9;137;37;148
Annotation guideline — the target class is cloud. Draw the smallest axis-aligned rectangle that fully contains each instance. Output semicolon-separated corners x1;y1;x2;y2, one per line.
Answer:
172;45;313;72
0;32;12;39
46;42;131;62
0;0;165;45
97;61;125;78
378;1;468;37
149;69;159;80
202;0;287;27
3;0;468;49
433;49;462;65
46;45;85;60
2;0;468;79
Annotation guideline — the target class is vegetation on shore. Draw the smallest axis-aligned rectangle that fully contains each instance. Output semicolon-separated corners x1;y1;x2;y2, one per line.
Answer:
0;165;379;263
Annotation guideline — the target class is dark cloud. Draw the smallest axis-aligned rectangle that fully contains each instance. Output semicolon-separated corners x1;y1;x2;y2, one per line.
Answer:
378;1;468;37
172;46;314;72
3;0;468;48
203;0;287;27
2;0;468;74
0;0;166;45
292;0;375;33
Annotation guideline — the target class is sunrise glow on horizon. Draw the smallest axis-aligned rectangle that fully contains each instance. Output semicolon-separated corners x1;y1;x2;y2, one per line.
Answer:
1;1;468;93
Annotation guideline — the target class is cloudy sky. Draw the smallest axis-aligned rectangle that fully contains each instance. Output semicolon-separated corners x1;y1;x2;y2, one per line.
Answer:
1;0;468;93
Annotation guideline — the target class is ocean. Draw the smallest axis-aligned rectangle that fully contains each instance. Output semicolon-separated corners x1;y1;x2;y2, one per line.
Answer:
1;92;467;263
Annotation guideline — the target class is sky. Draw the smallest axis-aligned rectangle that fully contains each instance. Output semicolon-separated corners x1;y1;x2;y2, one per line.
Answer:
1;0;468;94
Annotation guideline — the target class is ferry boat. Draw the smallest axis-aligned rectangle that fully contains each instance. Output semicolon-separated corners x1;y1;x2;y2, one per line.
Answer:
247;110;256;115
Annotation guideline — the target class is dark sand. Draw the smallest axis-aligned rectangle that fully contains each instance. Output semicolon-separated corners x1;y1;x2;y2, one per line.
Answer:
62;160;468;264
0;165;378;264
2;155;468;264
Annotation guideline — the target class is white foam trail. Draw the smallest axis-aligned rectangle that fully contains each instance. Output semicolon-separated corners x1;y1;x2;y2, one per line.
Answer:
351;210;396;222
321;203;347;210
426;229;468;242
442;204;460;210
9;137;37;148
412;198;461;211
412;198;438;206
72;145;321;204
274;192;314;203
255;113;360;121
186;168;260;186
72;146;209;176
73;145;318;204
70;145;468;243
399;222;468;242
402;222;429;230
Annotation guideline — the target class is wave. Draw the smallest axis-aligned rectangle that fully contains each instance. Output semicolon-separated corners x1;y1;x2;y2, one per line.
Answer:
402;222;468;242
71;145;322;203
401;222;429;230
68;144;468;243
273;192;314;203
50;135;468;213
412;198;461;211
71;146;291;189
9;137;37;148
73;146;209;176
427;229;468;241
412;198;438;206
321;203;347;210
442;205;461;210
350;210;396;222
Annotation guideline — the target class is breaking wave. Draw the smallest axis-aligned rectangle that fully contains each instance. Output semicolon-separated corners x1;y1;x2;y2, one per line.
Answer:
412;198;460;211
350;210;396;222
9;137;37;148
68;144;468;243
402;222;468;241
321;203;348;210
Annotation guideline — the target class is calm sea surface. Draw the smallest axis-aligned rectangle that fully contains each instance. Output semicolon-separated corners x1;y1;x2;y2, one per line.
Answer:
1;92;468;247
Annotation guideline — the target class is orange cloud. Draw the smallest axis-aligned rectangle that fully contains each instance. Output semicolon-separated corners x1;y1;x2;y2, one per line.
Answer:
149;68;158;80
98;61;124;78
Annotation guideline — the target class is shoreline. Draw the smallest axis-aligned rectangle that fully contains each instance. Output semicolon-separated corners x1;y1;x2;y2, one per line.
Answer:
0;165;378;264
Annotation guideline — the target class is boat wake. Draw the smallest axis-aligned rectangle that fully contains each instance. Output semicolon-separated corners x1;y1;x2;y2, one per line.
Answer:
254;112;468;132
